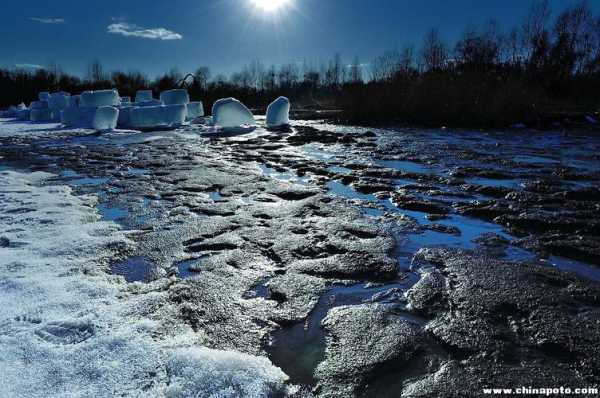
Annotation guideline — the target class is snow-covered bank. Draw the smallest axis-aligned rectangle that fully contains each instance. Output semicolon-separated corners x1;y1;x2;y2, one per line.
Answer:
0;170;288;397
0;117;92;138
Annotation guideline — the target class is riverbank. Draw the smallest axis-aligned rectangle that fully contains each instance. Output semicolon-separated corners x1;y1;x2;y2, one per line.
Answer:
0;118;599;396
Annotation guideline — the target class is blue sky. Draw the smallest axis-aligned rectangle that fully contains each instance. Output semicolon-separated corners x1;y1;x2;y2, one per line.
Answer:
1;0;598;78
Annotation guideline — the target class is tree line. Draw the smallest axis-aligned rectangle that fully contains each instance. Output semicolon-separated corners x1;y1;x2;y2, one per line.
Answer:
1;0;599;127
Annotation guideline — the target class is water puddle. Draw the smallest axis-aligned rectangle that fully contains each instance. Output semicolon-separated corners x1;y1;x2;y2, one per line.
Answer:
377;159;436;174
326;180;373;201
544;256;600;283
260;164;309;185
109;256;155;282
266;280;418;387
242;277;272;299
325;176;600;282
303;145;339;162
127;167;148;176
59;169;79;178
467;177;518;189
176;256;210;278
327;165;352;174
71;177;110;186
208;191;223;201
97;204;129;222
513;155;559;164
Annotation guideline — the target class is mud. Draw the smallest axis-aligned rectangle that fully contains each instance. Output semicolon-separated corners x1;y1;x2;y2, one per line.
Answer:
1;119;599;396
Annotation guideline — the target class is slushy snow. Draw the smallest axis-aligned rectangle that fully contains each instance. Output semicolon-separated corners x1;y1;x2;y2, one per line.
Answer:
0;170;289;397
266;96;291;128
212;98;255;129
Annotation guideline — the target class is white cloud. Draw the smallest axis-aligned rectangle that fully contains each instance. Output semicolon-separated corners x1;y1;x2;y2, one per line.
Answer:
107;22;182;40
29;17;65;24
15;64;45;70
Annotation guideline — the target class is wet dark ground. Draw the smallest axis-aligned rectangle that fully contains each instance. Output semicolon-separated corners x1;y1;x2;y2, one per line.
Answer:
1;119;599;397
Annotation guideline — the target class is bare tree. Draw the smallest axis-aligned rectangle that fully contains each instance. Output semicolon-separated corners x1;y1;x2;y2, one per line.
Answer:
455;20;502;68
421;28;448;71
552;1;594;75
371;50;401;81
195;66;211;90
522;0;551;68
349;56;362;83
400;45;415;74
506;27;522;66
278;63;299;88
87;60;105;82
263;65;276;91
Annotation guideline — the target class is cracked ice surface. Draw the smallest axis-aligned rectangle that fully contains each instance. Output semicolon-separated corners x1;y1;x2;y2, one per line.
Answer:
0;170;288;397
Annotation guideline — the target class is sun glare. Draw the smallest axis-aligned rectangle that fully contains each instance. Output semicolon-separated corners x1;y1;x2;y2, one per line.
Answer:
250;0;291;12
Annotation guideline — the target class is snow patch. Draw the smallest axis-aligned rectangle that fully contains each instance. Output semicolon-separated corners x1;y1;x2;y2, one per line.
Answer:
0;170;289;397
158;347;288;397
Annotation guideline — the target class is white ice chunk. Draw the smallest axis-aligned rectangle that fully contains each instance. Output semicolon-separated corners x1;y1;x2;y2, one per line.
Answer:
2;106;17;117
160;89;190;105
48;92;71;111
135;90;154;103
17;109;31;120
212;98;255;129
266;96;290;128
38;91;50;101
30;108;53;122
61;106;96;127
60;106;80;127
136;99;163;107
129;104;186;129
17;102;27;110
80;89;120;107
68;95;80;107
186;101;204;120
30;100;48;110
117;106;135;128
92;106;119;131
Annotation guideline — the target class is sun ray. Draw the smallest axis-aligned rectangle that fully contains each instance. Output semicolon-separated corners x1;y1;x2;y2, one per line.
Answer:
250;0;291;12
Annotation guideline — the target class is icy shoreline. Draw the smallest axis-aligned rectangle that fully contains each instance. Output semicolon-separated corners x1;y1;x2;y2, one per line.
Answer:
0;170;287;397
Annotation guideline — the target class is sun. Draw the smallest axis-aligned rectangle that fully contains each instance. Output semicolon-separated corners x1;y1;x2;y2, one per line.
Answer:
250;0;291;12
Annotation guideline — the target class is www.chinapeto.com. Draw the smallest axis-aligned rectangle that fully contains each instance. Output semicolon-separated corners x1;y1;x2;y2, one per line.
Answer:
483;386;599;395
